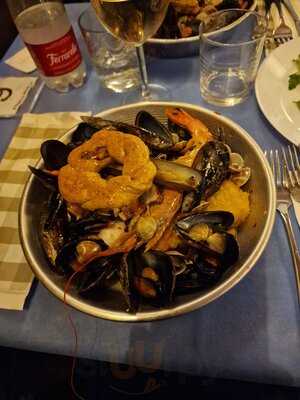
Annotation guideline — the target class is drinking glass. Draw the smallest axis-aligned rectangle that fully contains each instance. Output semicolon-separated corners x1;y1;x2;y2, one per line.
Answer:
79;6;140;93
199;9;267;106
91;0;170;101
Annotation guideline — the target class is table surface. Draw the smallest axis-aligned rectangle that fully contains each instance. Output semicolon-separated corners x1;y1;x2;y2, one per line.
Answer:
0;3;299;387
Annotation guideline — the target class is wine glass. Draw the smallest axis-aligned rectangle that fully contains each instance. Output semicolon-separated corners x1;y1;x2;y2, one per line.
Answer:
91;0;170;101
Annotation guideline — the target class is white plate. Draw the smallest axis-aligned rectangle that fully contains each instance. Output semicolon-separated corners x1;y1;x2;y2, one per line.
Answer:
255;37;300;145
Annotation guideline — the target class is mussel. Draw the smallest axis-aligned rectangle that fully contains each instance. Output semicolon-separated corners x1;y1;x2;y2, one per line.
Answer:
29;166;58;192
67;212;112;240
70;122;99;146
176;211;239;271
182;141;230;212
81;115;174;151
77;256;117;295
54;239;105;275
152;158;202;191
41;140;71;170
120;250;176;312
135;111;173;150
193;141;230;198
176;211;234;232
40;192;68;268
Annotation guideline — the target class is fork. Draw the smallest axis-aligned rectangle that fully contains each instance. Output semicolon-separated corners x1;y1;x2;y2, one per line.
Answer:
273;0;293;45
281;145;300;202
265;149;300;305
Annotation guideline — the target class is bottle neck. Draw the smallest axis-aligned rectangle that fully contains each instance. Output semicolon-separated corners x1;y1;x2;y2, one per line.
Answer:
6;0;63;21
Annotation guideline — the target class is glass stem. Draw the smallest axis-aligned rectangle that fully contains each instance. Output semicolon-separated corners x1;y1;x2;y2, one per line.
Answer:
136;45;150;99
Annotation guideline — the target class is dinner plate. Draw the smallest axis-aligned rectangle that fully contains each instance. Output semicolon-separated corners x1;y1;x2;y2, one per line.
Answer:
255;37;300;145
19;102;276;322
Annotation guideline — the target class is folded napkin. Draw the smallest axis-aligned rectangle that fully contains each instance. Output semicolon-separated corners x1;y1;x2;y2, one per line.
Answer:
5;47;36;74
0;111;90;310
0;77;38;118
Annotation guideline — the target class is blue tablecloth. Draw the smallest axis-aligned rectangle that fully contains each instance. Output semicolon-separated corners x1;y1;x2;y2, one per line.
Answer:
0;3;299;387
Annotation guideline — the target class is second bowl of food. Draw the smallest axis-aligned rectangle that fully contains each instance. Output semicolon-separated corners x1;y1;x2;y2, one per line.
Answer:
19;102;275;321
146;0;257;57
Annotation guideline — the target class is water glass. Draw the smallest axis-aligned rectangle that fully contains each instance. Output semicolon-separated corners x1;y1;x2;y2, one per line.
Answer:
79;7;140;93
199;9;267;106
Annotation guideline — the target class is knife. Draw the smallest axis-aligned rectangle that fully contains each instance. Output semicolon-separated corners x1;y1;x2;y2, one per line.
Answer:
283;0;300;35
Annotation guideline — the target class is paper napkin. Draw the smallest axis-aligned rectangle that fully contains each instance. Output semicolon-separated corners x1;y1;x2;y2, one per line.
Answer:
5;47;36;74
0;77;38;118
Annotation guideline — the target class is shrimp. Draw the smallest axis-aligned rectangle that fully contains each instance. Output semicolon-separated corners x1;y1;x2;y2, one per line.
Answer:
144;134;204;252
58;130;156;210
166;107;213;150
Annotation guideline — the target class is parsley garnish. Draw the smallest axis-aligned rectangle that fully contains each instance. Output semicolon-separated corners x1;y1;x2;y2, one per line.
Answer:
289;73;300;90
293;101;300;110
293;55;300;71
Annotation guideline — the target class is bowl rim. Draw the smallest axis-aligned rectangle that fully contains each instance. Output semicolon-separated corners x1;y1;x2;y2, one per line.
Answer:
19;101;276;322
147;0;258;45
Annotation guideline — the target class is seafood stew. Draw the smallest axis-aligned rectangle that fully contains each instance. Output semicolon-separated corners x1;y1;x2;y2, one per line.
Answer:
155;0;253;39
29;107;253;315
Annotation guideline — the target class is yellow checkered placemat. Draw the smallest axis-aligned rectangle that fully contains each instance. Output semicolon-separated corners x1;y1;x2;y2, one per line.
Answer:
0;112;90;310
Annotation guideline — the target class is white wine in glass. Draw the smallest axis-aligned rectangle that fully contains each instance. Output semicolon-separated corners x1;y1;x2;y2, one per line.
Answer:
91;0;170;101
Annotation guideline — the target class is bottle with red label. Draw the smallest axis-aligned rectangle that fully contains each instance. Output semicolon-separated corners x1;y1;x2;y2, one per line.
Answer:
7;0;86;93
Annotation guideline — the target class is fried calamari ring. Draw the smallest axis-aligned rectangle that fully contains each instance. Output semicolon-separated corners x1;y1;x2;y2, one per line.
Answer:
58;130;157;210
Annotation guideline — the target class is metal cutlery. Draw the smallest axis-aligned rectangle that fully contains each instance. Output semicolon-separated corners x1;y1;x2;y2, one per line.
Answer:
281;145;300;226
283;0;300;36
273;0;293;44
265;149;300;305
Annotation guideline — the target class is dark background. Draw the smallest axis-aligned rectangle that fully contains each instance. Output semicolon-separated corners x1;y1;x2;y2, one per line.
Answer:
0;1;88;58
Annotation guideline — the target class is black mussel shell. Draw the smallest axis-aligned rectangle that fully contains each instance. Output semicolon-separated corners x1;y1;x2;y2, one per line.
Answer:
119;253;139;313
67;213;112;239
193;141;230;199
175;264;206;295
167;119;190;141
135;111;173;150
82;115;173;152
134;250;176;306
100;165;122;179
55;240;78;275
77;256;117;294
176;211;234;233
29;166;58;192
40;193;68;268
41;140;71;170
120;250;176;312
70;122;99;146
194;257;222;286
219;233;239;268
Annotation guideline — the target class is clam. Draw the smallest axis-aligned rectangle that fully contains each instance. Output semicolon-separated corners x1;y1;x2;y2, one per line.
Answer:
229;152;244;172
231;167;251;187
